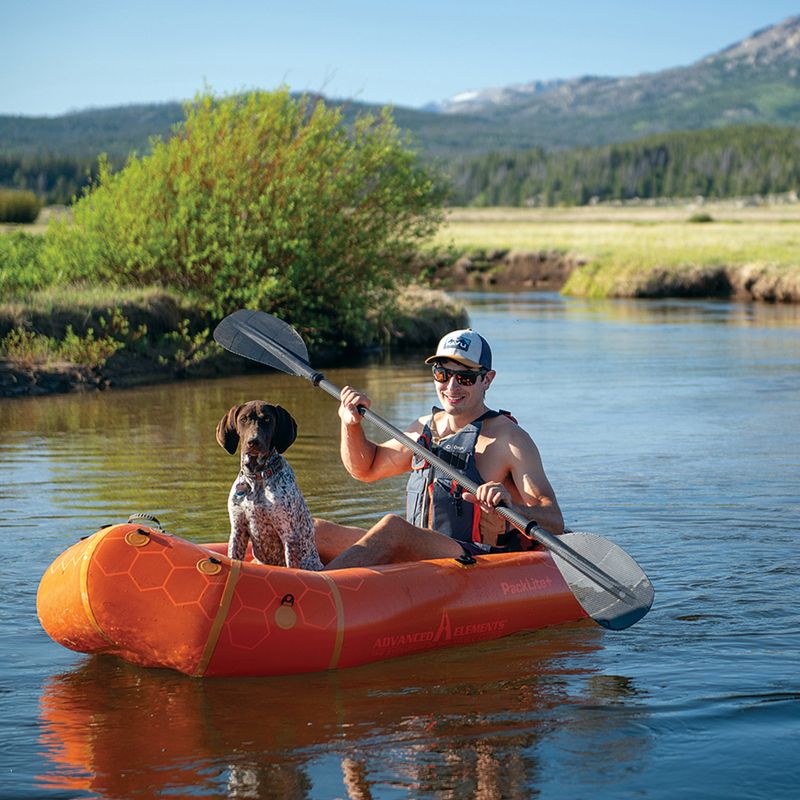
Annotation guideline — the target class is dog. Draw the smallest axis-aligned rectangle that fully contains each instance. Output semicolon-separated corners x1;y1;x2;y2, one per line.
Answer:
216;401;323;571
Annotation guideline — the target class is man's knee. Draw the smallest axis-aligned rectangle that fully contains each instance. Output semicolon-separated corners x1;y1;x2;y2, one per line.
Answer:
370;513;405;533
350;514;408;561
366;514;421;545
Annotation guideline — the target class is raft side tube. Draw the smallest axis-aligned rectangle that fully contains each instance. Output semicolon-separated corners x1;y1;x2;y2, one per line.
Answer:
37;529;114;654
38;528;588;678
327;552;584;670
204;550;586;677
87;525;235;675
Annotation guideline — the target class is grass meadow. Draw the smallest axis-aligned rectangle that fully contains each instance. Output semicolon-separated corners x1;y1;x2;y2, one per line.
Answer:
432;203;800;298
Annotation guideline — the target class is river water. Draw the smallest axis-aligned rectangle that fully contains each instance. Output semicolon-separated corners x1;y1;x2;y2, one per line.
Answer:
1;292;799;799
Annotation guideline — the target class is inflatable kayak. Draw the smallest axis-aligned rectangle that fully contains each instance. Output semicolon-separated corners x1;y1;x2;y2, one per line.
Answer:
37;520;588;677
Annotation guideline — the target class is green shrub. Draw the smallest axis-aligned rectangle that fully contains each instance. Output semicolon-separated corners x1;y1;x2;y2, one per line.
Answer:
0;325;123;368
43;88;445;347
0;189;42;223
0;231;59;296
688;212;714;223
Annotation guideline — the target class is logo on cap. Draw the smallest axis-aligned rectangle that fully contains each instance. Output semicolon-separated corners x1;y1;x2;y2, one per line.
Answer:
444;334;473;352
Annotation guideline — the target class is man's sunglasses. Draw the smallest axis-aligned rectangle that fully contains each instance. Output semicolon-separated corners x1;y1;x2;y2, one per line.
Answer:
431;364;487;386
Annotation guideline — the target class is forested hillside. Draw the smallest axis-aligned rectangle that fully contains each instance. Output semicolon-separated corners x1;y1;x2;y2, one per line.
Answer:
445;125;800;206
0;153;103;204
3;123;800;207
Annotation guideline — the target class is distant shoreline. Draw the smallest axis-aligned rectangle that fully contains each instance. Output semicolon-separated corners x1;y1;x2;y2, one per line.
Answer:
423;248;800;303
3;201;800;397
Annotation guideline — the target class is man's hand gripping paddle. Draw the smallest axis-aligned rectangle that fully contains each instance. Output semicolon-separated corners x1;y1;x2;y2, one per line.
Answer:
214;309;655;630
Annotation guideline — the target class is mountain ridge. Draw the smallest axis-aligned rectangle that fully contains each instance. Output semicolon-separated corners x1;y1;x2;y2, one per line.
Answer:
2;15;800;161
433;14;800;117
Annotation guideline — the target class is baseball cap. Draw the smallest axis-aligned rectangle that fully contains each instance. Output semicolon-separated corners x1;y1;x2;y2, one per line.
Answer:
425;329;492;371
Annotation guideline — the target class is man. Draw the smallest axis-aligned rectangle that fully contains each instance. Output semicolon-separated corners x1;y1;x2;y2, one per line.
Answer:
316;329;563;569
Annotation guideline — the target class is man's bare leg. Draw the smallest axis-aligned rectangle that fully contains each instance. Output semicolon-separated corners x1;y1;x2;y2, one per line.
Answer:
313;518;367;564
322;514;464;570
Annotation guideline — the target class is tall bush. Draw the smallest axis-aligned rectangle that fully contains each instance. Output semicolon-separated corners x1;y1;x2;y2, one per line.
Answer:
43;89;444;347
0;189;41;223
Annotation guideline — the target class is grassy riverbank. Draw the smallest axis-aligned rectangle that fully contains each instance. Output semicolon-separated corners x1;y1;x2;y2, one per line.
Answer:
0;284;467;397
4;199;799;396
432;203;800;301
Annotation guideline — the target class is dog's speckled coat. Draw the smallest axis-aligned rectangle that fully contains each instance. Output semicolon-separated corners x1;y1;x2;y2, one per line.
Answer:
216;401;323;571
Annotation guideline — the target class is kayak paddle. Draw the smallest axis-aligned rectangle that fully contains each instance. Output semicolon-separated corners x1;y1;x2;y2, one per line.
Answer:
213;309;654;630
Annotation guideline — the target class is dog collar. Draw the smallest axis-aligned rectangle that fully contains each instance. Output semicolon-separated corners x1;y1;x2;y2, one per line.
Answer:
255;451;284;480
239;451;285;483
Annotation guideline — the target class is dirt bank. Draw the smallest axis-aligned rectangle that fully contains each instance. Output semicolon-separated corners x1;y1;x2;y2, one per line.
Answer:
419;249;581;290
421;248;800;302
0;349;242;398
565;262;800;302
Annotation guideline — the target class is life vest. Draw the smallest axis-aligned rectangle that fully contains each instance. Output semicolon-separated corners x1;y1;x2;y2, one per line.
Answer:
406;406;516;545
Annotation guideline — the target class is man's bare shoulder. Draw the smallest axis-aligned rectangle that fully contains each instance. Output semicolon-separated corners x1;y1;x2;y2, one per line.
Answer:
483;413;539;451
408;415;428;436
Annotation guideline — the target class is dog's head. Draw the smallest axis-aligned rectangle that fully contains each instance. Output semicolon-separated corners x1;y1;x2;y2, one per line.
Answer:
216;401;298;471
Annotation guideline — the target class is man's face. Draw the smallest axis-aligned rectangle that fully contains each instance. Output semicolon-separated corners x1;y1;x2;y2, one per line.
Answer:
431;359;493;414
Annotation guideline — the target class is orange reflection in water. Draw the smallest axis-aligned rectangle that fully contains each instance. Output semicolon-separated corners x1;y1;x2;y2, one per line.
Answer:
37;625;605;799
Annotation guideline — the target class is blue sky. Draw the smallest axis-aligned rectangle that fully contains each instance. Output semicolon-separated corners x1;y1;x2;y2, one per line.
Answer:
3;1;799;116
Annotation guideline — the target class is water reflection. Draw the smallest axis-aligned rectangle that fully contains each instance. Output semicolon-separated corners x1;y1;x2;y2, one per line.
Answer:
0;366;435;537
462;291;800;328
36;624;646;799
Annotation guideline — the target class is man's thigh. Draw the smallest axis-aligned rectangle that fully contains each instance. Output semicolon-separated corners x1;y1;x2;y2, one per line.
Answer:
371;515;466;562
313;518;367;564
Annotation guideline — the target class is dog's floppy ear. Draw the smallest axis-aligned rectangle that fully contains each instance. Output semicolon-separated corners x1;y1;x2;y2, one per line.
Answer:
272;404;298;454
216;405;243;454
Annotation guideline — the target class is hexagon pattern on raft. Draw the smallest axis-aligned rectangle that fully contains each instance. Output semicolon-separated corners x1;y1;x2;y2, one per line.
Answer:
93;531;224;622
221;569;339;651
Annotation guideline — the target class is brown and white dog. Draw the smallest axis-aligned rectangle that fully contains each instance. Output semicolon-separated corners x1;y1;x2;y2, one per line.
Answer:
216;401;323;570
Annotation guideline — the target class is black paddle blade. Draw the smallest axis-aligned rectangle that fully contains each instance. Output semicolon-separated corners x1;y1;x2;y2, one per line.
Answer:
552;533;654;630
214;310;310;374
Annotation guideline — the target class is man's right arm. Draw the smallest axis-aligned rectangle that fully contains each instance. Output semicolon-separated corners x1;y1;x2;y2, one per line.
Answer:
339;386;417;482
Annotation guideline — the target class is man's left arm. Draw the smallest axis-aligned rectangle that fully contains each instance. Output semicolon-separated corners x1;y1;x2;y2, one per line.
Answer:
469;426;565;535
508;429;564;534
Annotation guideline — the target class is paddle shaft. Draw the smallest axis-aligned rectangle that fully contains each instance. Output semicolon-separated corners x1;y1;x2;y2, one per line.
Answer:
237;319;635;603
319;377;635;601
